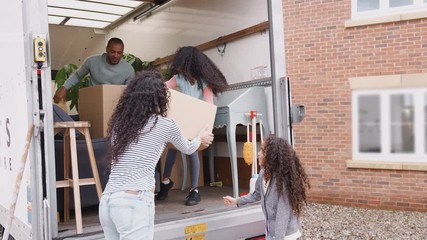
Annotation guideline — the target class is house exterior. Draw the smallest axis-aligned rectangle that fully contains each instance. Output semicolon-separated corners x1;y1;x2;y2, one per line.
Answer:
284;0;427;211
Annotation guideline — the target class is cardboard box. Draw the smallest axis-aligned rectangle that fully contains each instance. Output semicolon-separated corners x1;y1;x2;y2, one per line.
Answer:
214;156;251;189
78;85;126;139
79;85;217;141
167;88;217;150
79;85;216;189
78;85;125;138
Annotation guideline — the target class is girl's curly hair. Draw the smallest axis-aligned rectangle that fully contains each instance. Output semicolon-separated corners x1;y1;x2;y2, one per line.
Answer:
107;70;169;164
169;46;228;95
262;135;310;217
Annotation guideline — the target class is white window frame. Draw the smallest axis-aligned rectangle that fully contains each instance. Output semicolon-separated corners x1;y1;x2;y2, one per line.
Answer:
352;0;427;20
352;88;427;162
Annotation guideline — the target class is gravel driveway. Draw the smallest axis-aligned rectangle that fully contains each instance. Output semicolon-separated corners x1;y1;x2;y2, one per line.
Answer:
301;203;427;240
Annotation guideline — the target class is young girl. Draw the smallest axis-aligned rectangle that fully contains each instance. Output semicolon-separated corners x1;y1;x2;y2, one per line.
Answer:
98;71;214;240
223;135;310;240
156;46;228;206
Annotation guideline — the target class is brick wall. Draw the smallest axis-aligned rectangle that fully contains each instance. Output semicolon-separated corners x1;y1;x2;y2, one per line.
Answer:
283;0;427;211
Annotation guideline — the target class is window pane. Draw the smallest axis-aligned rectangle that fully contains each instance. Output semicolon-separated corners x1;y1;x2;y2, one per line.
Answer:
390;0;414;7
358;0;379;12
359;96;381;152
390;94;414;153
390;0;413;8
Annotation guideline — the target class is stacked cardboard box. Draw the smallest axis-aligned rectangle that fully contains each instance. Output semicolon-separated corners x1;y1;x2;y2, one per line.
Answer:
78;85;125;139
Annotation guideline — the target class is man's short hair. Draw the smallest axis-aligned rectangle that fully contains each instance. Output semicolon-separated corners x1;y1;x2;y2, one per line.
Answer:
107;37;124;48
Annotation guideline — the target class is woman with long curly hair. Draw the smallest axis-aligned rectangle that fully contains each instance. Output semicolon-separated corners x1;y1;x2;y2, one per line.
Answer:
223;135;310;240
157;46;228;206
99;70;213;240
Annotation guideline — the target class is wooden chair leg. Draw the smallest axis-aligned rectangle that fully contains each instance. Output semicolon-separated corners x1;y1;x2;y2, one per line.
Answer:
82;128;103;200
63;129;70;222
69;128;83;234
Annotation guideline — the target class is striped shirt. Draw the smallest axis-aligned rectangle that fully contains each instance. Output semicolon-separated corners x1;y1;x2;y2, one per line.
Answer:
103;115;201;194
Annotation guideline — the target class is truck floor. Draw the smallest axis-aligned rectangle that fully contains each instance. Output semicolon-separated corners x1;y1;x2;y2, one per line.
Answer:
56;185;252;239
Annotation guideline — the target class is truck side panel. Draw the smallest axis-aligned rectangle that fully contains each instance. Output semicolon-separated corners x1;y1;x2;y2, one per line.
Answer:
1;0;56;239
0;1;34;239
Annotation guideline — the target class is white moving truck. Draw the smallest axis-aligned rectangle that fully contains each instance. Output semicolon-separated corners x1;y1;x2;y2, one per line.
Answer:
0;0;297;239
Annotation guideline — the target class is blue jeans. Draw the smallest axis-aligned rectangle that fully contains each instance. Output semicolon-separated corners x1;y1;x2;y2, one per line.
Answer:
99;191;155;240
